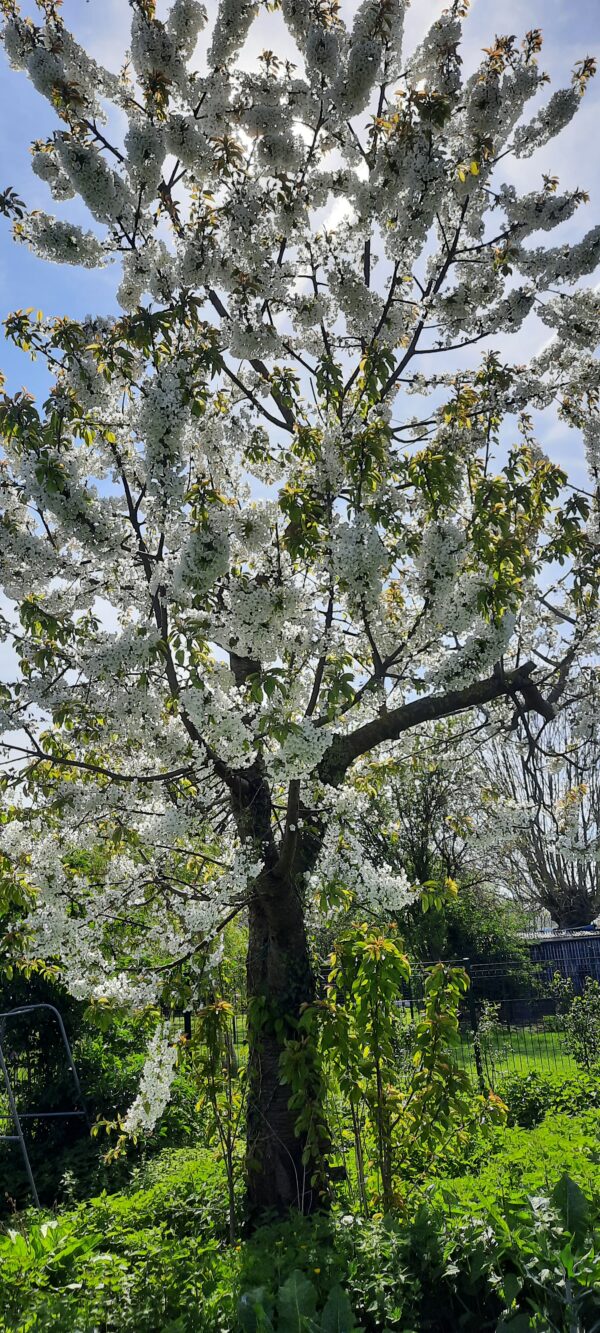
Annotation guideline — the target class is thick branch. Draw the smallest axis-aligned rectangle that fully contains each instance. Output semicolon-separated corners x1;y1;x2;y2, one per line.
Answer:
318;662;555;787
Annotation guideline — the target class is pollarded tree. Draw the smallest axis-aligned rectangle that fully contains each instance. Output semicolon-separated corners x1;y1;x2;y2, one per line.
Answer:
473;691;600;928
0;0;599;1214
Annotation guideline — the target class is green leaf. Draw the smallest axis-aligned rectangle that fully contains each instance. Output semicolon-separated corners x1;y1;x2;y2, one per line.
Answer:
277;1270;318;1331
238;1288;274;1332
321;1283;357;1332
500;1271;522;1308
550;1172;590;1245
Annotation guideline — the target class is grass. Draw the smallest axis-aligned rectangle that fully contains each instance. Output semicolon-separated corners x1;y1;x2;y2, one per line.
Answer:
468;1025;579;1081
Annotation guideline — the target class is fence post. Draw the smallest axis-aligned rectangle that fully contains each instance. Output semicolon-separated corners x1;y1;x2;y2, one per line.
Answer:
464;959;486;1093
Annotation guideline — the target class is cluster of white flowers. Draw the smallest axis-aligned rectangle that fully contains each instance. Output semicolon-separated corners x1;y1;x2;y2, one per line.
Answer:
31;147;75;201
353;0;405;71
16;213;106;266
213;579;311;663
117;241;176;310
25;46;67;98
125;120;166;197
408;13;462;98
3;17;119;109
182;684;258;768
269;719;330;781
417;520;466;610
2;17;34;69
257;131;304;174
227;317;283;361
332;516;388;614
427;613;517;691
517;225;600;285
123;1023;178;1135
208;0;258;68
131;11;181;84
329;265;383;340
55;139;134;227
136;359;191;494
164;114;205;173
335;38;382;117
539;292;600;350
305;25;341;83
513;87;580;157
174;510;231;599
83;623;160;683
485;285;536;335
167;0;207;58
583;420;600;540
309;815;416;917
88;972;159;1009
499;185;582;241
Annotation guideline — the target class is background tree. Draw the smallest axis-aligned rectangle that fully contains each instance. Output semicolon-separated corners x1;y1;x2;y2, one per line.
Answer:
0;0;598;1215
474;696;600;928
351;736;531;981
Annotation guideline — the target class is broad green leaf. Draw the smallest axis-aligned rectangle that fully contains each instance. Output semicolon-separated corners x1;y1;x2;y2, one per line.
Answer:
277;1270;318;1332
550;1172;590;1245
321;1283;357;1332
238;1288;274;1332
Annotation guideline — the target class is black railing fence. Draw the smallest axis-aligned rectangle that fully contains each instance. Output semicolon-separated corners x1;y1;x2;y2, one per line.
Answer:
400;957;599;1086
170;954;600;1089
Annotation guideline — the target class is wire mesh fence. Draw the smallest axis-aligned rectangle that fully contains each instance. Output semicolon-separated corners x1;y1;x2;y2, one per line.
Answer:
401;958;595;1086
171;957;599;1090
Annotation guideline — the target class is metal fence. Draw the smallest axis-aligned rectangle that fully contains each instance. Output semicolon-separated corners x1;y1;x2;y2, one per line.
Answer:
0;1005;89;1208
172;957;599;1090
526;932;600;992
401;958;598;1086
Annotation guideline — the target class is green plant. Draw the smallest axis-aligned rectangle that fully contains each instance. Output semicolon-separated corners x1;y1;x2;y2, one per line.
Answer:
190;997;247;1241
549;973;600;1070
283;927;505;1215
238;1272;361;1332
473;998;508;1083
3;1111;600;1332
499;1068;600;1127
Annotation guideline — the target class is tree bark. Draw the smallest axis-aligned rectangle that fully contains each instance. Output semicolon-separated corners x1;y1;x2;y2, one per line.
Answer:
551;893;598;929
246;871;318;1219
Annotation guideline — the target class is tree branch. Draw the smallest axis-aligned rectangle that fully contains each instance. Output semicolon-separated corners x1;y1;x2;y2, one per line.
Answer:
318;662;555;787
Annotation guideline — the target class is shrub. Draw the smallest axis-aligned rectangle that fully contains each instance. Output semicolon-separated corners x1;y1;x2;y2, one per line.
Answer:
3;1114;600;1331
0;1011;205;1214
499;1069;600;1128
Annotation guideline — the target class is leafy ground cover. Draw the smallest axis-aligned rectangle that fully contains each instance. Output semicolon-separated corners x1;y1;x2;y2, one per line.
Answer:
2;1106;600;1332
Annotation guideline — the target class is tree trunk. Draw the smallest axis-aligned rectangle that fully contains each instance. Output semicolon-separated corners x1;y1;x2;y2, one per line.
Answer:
551;894;597;929
246;873;319;1219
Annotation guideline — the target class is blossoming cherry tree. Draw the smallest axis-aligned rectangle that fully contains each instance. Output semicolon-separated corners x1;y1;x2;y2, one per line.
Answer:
0;0;598;1213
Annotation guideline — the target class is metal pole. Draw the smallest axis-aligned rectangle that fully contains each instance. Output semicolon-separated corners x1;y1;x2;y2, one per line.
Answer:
464;958;486;1093
0;1005;90;1127
0;1039;40;1209
46;1005;90;1126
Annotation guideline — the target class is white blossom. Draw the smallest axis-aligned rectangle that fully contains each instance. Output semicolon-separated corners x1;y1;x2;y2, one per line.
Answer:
123;1023;178;1135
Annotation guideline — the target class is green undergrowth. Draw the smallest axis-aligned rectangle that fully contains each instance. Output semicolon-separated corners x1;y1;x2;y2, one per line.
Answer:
497;1068;600;1128
2;1109;600;1331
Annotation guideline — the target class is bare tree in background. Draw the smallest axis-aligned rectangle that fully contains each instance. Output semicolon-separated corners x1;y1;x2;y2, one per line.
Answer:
477;710;600;928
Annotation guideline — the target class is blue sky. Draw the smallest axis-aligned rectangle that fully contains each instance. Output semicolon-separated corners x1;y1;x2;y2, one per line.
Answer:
1;0;599;453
